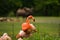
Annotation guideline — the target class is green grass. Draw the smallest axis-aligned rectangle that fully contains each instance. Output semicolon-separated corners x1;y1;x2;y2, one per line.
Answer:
0;17;60;40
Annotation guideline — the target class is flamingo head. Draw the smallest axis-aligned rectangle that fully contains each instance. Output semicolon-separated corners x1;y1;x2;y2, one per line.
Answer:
27;15;35;22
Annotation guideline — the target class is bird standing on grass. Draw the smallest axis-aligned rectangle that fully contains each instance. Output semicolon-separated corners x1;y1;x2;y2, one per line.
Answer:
16;15;37;40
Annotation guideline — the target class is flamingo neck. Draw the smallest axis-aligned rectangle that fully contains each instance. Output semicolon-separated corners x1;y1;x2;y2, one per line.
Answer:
26;18;30;24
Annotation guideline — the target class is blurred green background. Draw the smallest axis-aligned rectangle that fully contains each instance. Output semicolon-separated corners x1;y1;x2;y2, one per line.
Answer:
0;0;60;17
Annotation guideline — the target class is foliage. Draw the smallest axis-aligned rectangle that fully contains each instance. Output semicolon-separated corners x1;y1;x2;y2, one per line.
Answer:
0;0;60;17
33;0;60;16
0;0;18;17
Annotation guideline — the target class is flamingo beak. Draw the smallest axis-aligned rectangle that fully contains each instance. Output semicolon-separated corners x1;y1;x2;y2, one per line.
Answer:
33;19;35;22
32;17;35;22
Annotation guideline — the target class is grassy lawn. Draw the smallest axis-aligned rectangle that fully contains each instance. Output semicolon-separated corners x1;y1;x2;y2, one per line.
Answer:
0;17;60;40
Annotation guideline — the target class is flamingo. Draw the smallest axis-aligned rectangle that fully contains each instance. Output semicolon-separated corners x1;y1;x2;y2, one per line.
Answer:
22;15;35;31
0;33;12;40
16;15;37;40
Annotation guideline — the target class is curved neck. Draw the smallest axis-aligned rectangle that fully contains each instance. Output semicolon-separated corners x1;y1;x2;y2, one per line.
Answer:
26;18;30;24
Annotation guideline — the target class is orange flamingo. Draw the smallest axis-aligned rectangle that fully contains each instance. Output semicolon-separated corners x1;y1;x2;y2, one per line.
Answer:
22;15;35;31
16;15;37;40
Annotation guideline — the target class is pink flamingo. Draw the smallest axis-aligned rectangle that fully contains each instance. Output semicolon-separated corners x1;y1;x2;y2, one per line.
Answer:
16;15;37;40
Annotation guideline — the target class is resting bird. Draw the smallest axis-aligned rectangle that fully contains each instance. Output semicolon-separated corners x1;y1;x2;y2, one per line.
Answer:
0;33;12;40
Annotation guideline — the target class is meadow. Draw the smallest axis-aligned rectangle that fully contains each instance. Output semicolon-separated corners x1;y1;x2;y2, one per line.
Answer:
0;17;60;40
